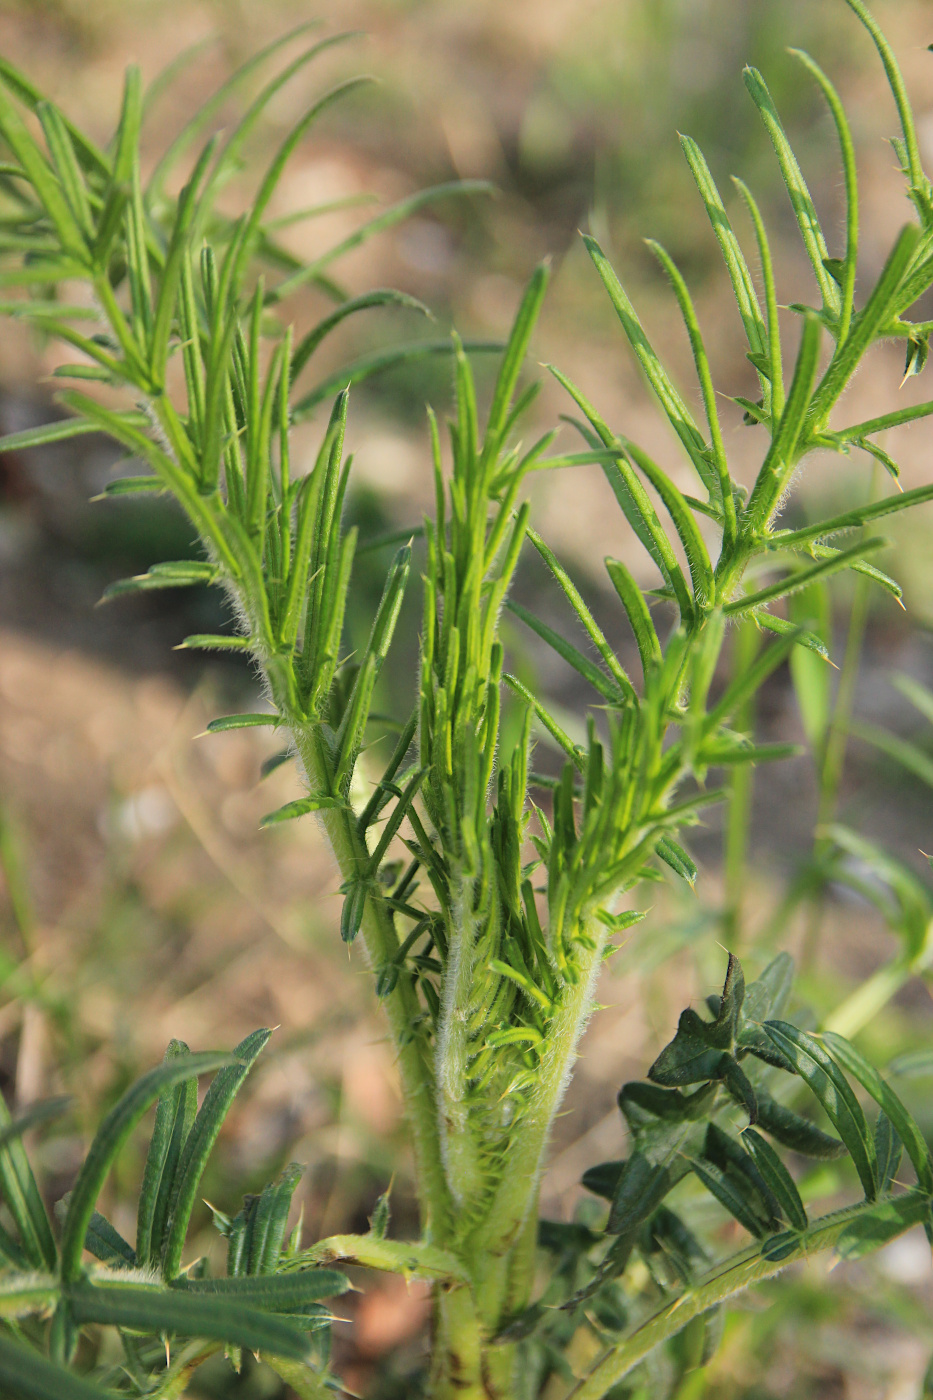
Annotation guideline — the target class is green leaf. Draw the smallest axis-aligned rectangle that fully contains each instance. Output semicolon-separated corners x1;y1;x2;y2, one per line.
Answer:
834;1191;931;1261
291;288;431;378
604;557;662;682
136;1040;197;1268
526;527;636;704
175;1267;348;1307
767;480;933;551
59;1050;235;1283
583;234;716;495
623;436;714;605
789;582;833;750
679;135;766;364
741;1128;808;1230
0;1332;113;1400
851;720;933;791
290;337;503;421
506;599;630;706
0;1096;70;1151
84;1210;136;1268
206;713;280;732
260;795;348;827
743;312;823;533
67;1280;311;1361
655;835;697;887
271;179;494;305
0;1093;58;1272
893;672;933;727
161;1029;271;1279
689;1153;768;1238
763;1021;878;1200
874;1113;903;1193
743;67;839;316
755;1088;845;1159
246;1163;304;1275
821;1032;933;1196
724;538;887;617
483;261;549;455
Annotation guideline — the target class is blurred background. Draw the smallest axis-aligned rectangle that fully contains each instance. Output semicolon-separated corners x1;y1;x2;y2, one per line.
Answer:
0;0;932;1395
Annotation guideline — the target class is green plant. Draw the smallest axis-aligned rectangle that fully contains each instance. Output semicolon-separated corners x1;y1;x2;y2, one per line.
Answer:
0;1;931;1397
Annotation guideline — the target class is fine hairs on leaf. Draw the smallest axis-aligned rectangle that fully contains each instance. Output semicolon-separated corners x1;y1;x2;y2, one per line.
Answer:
0;5;930;1399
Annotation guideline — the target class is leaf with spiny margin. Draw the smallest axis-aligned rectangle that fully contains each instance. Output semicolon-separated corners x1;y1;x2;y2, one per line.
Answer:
743;312;823;533
161;1030;271;1280
604;556;661;682
741;1128;808;1230
59;1051;235;1283
84;1210;136;1268
102;559;218;601
753;608;829;661
67;1281;311;1361
764;1021;878;1200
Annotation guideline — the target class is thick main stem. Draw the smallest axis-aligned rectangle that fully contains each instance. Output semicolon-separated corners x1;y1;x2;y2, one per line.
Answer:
290;723;452;1241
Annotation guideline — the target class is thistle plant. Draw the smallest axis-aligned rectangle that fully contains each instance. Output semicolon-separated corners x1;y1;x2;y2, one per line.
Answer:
0;2;931;1398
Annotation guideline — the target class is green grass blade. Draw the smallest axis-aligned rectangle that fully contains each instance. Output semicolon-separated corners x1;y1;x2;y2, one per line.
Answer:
822;1032;933;1195
0;82;85;258
0;1097;70;1151
850;720;933;791
0;55;108;175
743;66;839;316
583;234;716;495
763;1021;878;1200
724;538;886;616
67;1281;310;1361
161;1030;271;1280
60;1051;235;1283
892;673;933;726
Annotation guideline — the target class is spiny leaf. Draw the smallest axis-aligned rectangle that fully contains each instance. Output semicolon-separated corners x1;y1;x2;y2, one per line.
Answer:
206;713;280;733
